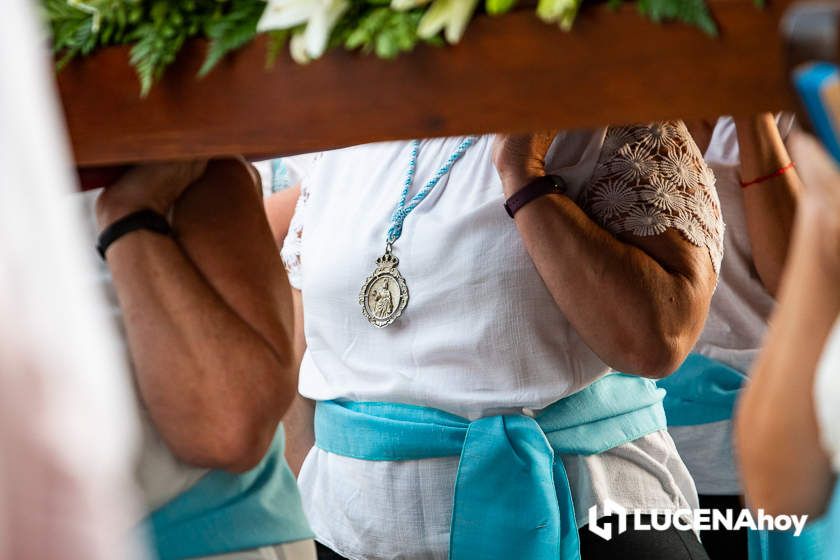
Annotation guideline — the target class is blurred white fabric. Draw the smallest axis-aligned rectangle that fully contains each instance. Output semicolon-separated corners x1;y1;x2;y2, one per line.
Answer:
0;1;146;558
815;316;840;472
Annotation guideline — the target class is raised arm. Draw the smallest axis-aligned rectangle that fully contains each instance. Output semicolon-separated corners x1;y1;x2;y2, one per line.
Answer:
493;124;721;378
96;160;297;473
736;132;840;517
736;113;802;296
265;182;314;476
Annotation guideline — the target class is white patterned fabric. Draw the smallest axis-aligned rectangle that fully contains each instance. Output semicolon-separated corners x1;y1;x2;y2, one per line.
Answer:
669;115;795;495
584;121;724;273
281;128;720;559
281;180;310;289
279;153;321;289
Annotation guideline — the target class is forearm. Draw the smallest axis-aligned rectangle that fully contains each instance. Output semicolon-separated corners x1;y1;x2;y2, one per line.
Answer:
265;184;301;246
283;289;313;476
283;394;315;477
737;114;801;295
736;212;840;516
172;162;297;413
107;233;286;472
512;195;711;377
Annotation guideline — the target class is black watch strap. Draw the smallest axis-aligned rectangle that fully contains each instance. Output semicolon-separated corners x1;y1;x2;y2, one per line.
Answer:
503;175;567;218
97;209;172;260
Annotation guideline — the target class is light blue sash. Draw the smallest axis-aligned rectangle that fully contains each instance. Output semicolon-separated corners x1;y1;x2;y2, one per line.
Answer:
747;518;827;560
793;63;840;164
657;353;747;426
147;426;313;560
660;353;827;559
825;480;840;560
315;373;666;560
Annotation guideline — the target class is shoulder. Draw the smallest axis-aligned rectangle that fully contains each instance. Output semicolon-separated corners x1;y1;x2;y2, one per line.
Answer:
584;121;725;274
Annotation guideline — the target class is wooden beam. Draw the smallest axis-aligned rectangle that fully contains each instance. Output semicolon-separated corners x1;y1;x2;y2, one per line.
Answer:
58;1;795;167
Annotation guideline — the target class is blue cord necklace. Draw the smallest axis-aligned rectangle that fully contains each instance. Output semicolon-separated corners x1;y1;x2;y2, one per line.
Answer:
359;136;477;327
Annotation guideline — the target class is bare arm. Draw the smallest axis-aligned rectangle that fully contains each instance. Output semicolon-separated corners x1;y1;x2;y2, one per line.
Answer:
264;185;315;476
737;113;802;296
736;132;840;517
283;290;315;477
97;160;296;473
265;184;302;246
494;127;718;378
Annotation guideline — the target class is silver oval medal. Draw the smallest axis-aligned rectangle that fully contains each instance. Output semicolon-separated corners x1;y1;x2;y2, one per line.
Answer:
359;251;409;328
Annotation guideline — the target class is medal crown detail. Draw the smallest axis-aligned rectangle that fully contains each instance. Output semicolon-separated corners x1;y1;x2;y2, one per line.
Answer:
376;253;400;269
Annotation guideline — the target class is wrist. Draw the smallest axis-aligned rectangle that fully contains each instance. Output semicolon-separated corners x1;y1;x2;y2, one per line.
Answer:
499;168;546;198
95;189;169;232
739;161;796;188
736;113;788;172
503;175;566;218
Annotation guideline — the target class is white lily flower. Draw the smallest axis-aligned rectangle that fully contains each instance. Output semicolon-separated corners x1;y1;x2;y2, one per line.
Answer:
417;0;480;44
536;0;582;31
257;0;349;61
391;0;432;10
289;31;312;64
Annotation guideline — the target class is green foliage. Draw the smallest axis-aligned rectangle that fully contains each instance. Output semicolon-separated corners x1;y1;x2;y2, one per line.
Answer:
200;0;265;77
340;5;436;59
44;0;143;67
43;0;750;95
486;0;518;16
45;0;259;95
129;1;210;96
636;0;717;36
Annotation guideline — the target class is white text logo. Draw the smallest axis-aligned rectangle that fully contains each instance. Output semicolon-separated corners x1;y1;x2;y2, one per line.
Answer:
587;500;809;540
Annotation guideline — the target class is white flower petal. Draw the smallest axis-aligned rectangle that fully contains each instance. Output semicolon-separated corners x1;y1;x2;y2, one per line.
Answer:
257;1;316;32
537;0;582;30
444;0;479;43
391;0;432;11
417;0;450;39
303;0;348;58
418;0;478;42
289;32;312;64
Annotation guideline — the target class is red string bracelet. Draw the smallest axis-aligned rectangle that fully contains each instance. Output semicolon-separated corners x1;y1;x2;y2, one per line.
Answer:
739;162;796;188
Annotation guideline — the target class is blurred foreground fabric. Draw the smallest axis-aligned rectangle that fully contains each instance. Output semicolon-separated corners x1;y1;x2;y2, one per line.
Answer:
0;0;147;558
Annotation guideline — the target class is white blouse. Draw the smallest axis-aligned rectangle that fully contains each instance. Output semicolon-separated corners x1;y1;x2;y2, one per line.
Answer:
668;115;794;495
816;316;840;472
282;125;723;559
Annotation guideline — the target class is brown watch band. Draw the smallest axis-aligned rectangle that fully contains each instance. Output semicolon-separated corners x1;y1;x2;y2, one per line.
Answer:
503;175;567;218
